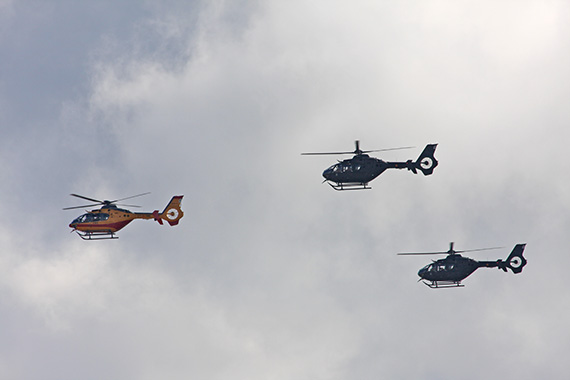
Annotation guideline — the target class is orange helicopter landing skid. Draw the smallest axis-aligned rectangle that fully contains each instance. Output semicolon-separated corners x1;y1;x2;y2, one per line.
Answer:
73;229;118;240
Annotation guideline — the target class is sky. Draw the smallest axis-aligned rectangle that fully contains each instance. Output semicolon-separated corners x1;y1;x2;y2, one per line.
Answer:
1;0;570;379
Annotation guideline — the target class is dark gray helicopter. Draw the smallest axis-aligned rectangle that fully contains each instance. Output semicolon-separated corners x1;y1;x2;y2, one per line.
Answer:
302;140;438;190
398;242;527;288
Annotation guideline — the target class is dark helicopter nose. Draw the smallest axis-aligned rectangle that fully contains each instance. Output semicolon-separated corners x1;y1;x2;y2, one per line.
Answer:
418;267;427;278
322;167;334;180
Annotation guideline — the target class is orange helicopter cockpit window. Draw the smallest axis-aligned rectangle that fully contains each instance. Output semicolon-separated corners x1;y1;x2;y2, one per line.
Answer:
72;213;110;224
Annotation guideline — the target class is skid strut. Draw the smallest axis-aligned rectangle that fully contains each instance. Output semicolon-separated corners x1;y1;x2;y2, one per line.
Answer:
326;181;371;191
75;230;118;240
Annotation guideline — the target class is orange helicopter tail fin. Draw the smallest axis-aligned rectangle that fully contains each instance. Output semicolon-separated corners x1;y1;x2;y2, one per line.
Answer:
159;195;184;226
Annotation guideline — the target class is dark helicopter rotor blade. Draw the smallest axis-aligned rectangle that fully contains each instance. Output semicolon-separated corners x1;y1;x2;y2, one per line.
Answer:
397;251;450;256
108;192;151;204
398;245;505;256
69;193;104;204
302;146;415;156
361;146;415;154
458;246;505;253
301;151;357;156
115;203;141;208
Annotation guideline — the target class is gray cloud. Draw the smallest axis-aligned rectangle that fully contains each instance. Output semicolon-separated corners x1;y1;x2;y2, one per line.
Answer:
1;1;570;379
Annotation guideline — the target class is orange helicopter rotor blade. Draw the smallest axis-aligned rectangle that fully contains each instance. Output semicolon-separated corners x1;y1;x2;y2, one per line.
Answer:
70;193;103;203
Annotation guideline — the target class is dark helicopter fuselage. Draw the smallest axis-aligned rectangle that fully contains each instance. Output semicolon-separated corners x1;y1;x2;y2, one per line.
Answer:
418;254;496;283
322;154;397;184
319;144;438;190
417;244;527;288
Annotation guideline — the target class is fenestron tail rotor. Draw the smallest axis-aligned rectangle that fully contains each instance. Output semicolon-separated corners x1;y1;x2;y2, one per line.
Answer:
63;192;150;210
499;243;527;274
301;140;414;156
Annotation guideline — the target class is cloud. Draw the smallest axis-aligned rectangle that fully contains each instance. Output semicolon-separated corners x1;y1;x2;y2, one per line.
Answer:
2;0;570;379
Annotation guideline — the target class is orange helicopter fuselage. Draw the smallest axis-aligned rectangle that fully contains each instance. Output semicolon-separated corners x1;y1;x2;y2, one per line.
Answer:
69;207;158;233
69;195;184;236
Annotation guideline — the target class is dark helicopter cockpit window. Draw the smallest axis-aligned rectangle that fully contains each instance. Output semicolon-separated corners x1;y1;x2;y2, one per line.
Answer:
433;262;452;272
424;263;451;272
422;264;434;272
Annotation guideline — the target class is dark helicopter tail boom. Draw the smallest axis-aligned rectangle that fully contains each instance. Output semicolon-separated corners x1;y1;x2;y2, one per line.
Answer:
384;144;438;175
477;244;527;273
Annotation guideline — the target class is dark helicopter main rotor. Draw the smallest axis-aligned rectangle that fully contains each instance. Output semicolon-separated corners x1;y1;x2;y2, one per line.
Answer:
397;242;505;256
301;140;415;156
63;192;151;210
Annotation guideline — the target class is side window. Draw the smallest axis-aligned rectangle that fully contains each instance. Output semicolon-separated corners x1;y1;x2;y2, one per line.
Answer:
93;213;109;222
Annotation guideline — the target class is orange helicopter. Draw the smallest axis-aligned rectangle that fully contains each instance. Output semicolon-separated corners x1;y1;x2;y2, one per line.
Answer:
64;192;184;240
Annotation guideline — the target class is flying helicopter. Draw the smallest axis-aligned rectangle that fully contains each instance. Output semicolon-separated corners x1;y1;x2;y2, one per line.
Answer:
301;140;438;190
398;242;527;288
63;193;184;240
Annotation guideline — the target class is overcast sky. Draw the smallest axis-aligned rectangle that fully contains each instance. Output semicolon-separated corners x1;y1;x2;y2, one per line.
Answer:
1;1;570;379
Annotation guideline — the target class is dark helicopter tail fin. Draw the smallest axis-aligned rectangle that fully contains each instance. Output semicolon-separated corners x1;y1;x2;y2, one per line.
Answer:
158;195;184;226
498;244;527;273
414;144;438;175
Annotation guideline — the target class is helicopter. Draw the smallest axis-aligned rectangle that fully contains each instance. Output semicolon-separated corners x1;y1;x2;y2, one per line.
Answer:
301;140;438;190
63;193;184;240
398;242;527;288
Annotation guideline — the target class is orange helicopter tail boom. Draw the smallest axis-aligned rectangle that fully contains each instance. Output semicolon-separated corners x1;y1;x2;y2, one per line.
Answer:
135;195;184;225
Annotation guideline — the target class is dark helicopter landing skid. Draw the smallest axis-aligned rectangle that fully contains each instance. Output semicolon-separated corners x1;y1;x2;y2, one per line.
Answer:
326;181;371;191
421;280;464;289
74;230;118;240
